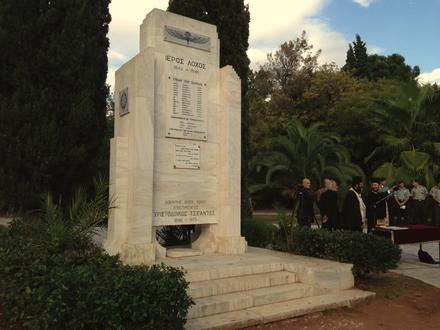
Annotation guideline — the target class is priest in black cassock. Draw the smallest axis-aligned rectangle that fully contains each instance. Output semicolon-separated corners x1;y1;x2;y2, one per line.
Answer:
365;178;389;231
341;176;366;232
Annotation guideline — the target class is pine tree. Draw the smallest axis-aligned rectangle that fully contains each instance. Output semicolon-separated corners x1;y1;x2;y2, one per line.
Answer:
0;1;111;211
168;0;253;217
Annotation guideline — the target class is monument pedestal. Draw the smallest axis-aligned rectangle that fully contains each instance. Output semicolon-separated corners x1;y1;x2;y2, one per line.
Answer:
119;243;157;266
192;227;247;255
159;247;374;329
104;9;246;264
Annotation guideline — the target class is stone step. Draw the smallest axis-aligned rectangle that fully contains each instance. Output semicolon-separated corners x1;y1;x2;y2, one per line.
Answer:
167;248;202;258
184;262;284;283
186;289;375;330
189;271;297;299
188;283;315;319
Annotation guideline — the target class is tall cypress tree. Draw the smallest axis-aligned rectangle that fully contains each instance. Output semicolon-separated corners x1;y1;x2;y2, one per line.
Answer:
342;34;369;79
344;44;356;72
0;0;111;211
352;34;369;78
168;0;253;218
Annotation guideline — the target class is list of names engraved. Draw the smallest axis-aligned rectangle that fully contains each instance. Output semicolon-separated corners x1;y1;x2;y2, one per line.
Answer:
174;143;200;169
167;76;207;141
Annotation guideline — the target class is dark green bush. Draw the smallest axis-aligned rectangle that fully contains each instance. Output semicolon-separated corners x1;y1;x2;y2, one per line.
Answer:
327;230;402;277
241;218;277;248
0;198;193;329
0;224;7;236
274;226;401;277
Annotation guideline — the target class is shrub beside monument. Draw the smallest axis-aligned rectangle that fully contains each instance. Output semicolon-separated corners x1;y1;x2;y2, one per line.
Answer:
242;214;401;277
0;195;193;329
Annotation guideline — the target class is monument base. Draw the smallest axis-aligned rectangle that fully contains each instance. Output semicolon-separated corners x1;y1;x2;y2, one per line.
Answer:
103;240;166;265
192;225;247;255
159;247;373;329
167;248;202;258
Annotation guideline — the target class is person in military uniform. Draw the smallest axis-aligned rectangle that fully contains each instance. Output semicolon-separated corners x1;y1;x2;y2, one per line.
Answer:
341;176;366;232
295;178;315;227
393;180;410;225
318;179;339;230
430;179;440;227
411;179;429;223
365;178;389;231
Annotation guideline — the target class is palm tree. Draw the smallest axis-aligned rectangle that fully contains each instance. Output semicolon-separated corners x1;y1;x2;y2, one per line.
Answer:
367;82;436;161
250;119;363;196
370;82;440;185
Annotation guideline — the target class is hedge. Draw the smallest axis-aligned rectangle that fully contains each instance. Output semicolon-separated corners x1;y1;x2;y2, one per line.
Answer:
0;218;193;329
275;226;401;277
241;218;277;248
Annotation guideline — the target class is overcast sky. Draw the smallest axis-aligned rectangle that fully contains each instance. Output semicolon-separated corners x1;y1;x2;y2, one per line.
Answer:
107;0;440;90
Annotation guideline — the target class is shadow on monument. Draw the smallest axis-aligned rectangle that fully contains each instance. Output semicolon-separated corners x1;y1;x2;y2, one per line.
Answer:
156;224;201;249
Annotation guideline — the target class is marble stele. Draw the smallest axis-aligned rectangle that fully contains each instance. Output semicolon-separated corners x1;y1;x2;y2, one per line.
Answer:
103;8;247;264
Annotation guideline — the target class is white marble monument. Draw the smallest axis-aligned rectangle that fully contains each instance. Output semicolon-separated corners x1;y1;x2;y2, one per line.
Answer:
104;8;247;264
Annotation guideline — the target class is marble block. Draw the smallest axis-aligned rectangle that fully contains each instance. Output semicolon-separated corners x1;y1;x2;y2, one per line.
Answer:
104;9;246;264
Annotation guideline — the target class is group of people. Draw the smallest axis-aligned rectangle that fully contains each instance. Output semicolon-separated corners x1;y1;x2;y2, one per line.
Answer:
295;176;440;232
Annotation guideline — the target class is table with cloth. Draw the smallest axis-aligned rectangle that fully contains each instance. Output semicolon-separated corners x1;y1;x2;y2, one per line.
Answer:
374;224;440;266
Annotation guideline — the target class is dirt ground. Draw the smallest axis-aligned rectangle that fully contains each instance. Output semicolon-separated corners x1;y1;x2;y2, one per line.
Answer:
248;272;440;330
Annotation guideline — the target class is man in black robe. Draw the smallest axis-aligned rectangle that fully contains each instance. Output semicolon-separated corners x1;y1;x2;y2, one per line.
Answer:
295;178;315;227
341;176;366;232
365;178;389;231
318;179;339;230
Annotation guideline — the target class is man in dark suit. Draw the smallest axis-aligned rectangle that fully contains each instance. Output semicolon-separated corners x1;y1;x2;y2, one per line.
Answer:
295;178;315;227
341;176;366;232
318;179;339;230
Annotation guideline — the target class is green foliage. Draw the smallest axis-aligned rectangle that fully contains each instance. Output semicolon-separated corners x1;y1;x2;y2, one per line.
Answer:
250;118;363;197
0;1;111;211
272;207;297;251
167;0;253;217
0;225;7;237
262;31;321;103
343;34;369;79
369;82;440;185
156;225;193;247
373;150;438;187
367;53;420;81
0;194;193;329
248;30;439;211
343;34;419;81
329;78;401;173
274;225;401;277
298;64;361;124
241;218;277;248
328;230;402;277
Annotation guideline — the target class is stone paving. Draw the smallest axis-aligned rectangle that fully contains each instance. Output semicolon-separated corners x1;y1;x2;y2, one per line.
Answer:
392;242;440;288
